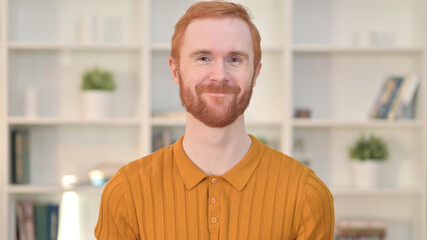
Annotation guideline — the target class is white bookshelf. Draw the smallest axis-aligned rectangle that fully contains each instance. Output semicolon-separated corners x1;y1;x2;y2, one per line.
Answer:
0;0;426;239
8;117;141;126
8;42;141;51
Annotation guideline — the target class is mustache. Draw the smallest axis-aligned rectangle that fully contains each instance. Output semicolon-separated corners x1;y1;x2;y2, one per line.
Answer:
196;83;241;95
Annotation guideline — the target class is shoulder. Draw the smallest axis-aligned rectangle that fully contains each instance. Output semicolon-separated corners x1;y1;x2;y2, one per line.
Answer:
260;144;332;205
261;145;313;181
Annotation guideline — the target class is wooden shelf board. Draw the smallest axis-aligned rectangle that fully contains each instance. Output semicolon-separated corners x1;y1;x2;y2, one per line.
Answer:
7;185;104;194
331;187;423;197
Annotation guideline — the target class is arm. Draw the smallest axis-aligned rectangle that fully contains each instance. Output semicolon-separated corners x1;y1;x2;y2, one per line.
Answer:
296;172;335;240
95;169;139;240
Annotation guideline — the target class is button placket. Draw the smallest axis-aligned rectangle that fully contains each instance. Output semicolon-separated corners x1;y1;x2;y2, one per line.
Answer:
208;176;220;230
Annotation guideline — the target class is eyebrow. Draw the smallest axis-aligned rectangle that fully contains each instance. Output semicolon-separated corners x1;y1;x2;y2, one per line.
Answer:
189;50;250;60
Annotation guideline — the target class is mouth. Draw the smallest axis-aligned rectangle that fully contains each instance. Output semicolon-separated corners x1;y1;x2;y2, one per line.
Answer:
196;83;241;96
206;92;231;96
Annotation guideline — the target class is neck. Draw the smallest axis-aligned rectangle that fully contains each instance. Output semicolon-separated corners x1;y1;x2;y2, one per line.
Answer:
182;113;252;175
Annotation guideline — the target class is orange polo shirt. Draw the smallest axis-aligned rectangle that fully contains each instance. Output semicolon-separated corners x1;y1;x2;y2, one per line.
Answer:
95;135;334;239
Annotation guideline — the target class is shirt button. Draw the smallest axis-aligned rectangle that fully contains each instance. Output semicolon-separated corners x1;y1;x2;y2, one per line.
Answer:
210;197;217;204
211;178;218;184
211;217;218;224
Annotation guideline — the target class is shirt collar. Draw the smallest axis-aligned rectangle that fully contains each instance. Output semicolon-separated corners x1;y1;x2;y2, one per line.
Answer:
173;134;265;191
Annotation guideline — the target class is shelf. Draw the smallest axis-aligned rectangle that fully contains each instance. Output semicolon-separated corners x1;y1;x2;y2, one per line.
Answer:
293;45;423;54
331;187;423;197
7;185;104;194
292;119;423;128
8;117;141;126
8;42;141;51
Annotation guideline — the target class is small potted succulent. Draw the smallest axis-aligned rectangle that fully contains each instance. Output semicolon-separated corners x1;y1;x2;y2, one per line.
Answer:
81;67;116;119
348;133;389;189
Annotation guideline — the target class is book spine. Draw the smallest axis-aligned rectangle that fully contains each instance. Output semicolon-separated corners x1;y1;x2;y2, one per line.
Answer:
34;204;49;240
15;202;26;240
378;77;403;118
11;129;30;184
22;202;36;240
48;204;59;240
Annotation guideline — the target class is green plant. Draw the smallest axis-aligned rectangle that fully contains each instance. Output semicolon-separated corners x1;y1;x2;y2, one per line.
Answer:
348;134;389;161
81;67;116;91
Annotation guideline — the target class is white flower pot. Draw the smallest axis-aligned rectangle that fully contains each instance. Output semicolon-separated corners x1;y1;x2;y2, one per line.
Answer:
82;90;112;119
353;160;380;189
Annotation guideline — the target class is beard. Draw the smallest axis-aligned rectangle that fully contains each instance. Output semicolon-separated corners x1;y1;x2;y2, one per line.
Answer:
179;73;254;128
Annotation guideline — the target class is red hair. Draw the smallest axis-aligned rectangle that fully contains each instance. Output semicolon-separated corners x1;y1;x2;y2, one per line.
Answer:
171;1;261;68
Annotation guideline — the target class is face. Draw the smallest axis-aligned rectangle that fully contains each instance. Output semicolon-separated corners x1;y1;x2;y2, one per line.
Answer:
169;17;261;128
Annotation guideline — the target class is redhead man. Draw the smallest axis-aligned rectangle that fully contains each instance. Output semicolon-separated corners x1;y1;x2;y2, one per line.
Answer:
95;1;334;239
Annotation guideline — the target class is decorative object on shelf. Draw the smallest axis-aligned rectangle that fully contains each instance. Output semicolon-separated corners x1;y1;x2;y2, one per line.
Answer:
81;67;116;119
294;108;311;118
370;76;404;119
61;175;78;189
25;87;39;117
336;218;387;240
88;162;123;186
370;74;419;120
11;128;30;184
89;170;107;186
293;138;312;167
387;74;419;120
348;134;389;189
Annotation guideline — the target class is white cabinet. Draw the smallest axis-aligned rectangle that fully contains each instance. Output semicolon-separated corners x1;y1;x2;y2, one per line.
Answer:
0;0;425;239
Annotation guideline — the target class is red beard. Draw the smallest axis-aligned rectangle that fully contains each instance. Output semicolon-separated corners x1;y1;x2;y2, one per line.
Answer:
179;74;254;128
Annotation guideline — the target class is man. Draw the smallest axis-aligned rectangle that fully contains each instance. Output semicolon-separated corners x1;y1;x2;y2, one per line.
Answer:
95;1;334;239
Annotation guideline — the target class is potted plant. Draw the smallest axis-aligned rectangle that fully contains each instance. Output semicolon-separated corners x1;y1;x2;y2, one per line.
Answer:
348;133;389;189
81;67;116;119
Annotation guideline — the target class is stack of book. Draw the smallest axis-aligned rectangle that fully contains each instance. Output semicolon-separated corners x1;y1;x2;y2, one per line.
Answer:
15;201;60;240
370;74;419;120
335;219;387;240
11;129;30;184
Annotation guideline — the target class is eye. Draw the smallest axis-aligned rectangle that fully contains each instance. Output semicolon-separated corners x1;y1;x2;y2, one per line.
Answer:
229;57;241;63
198;56;210;61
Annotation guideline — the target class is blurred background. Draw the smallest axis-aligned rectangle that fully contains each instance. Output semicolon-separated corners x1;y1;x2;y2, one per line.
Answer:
0;0;426;239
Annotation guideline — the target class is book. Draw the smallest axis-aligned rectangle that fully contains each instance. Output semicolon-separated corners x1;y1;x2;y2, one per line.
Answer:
336;219;387;240
389;74;419;119
11;129;30;184
370;76;404;119
17;202;60;240
16;201;36;240
34;204;49;240
48;204;59;240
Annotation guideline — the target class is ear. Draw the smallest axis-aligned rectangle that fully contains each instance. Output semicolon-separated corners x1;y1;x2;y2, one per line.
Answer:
252;62;262;87
169;57;180;85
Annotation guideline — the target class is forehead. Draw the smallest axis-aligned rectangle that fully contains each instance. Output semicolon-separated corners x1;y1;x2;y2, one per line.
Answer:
181;17;253;56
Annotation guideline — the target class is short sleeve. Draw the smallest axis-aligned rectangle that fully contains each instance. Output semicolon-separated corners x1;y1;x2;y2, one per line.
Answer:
95;169;139;240
296;172;335;240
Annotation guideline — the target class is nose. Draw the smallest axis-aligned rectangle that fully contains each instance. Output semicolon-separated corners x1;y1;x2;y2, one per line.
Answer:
209;60;228;83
